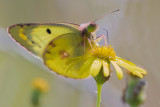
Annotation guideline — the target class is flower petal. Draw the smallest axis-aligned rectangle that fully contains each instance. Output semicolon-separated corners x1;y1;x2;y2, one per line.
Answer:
115;56;136;66
103;61;110;77
111;61;123;80
90;58;102;77
133;66;147;75
115;59;146;78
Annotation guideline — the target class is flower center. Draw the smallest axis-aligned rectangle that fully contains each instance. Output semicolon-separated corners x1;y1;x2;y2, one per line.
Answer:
90;46;116;60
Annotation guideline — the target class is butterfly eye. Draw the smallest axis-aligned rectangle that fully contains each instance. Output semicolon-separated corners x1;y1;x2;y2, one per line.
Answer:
46;28;51;34
86;23;97;33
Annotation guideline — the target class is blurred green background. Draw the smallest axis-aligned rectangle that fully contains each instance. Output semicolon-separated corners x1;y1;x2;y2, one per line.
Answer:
0;0;159;107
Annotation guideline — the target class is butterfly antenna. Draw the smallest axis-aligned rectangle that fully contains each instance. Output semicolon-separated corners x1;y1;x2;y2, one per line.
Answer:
93;9;120;22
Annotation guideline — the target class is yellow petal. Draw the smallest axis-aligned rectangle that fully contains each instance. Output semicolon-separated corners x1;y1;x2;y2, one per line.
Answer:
115;59;146;78
111;61;123;80
132;66;147;75
115;56;136;66
116;57;147;75
90;59;102;77
103;61;110;77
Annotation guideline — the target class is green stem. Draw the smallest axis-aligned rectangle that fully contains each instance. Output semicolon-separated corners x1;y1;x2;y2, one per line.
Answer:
96;83;103;107
94;66;110;107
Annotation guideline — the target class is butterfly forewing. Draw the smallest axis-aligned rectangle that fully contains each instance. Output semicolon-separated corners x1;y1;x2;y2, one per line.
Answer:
8;23;80;57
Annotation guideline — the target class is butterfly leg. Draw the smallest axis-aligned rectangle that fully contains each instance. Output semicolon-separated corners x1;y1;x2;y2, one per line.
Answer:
83;37;93;55
87;38;93;49
96;35;108;46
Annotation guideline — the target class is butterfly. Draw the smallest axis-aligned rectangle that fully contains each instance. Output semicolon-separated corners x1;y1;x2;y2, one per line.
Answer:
8;9;119;79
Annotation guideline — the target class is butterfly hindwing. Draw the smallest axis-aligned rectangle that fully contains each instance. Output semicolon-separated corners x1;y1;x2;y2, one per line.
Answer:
43;33;95;79
8;23;80;57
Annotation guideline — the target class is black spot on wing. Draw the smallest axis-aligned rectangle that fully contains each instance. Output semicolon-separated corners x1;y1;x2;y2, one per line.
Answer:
46;28;51;34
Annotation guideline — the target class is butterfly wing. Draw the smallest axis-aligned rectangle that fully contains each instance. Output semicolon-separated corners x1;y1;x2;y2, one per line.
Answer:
8;23;80;57
43;33;95;79
59;23;79;29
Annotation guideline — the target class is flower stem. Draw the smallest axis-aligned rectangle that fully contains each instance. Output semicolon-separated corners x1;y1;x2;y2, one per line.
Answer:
96;83;103;107
94;67;110;107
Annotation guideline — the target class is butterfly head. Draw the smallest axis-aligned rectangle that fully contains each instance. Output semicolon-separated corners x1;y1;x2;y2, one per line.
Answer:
80;22;98;33
86;22;98;33
79;22;98;41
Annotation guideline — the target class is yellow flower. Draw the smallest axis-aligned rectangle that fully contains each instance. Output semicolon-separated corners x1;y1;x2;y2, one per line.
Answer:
32;78;49;92
89;46;146;80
